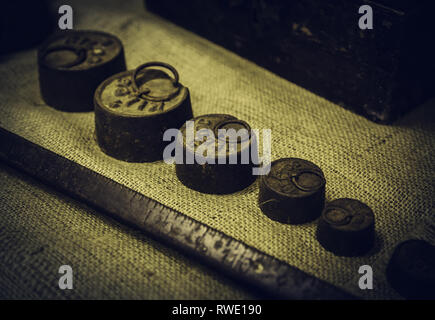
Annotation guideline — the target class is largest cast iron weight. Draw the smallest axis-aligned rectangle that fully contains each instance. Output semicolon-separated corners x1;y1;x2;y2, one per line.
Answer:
94;62;193;162
258;158;326;224
175;114;257;194
38;30;126;111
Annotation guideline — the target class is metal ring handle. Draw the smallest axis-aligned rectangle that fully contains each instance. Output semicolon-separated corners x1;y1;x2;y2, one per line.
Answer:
213;119;252;143
40;45;87;68
290;170;325;192
131;62;180;101
323;206;353;226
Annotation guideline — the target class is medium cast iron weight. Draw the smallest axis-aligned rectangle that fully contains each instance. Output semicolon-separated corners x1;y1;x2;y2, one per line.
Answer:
258;158;326;224
95;62;193;162
175;114;257;194
38;30;126;111
316;198;375;257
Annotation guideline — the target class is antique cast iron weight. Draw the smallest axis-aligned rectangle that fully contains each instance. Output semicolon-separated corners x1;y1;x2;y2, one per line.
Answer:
94;61;193;162
38;30;126;111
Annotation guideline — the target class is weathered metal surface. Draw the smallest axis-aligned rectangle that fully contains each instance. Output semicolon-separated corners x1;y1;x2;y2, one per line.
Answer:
259;158;325;224
146;0;435;123
316;198;375;257
0;127;355;299
38;30;126;111
94;62;193;162
175;114;257;194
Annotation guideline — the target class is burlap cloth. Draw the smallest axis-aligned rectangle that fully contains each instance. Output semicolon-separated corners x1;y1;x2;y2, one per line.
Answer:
0;0;433;299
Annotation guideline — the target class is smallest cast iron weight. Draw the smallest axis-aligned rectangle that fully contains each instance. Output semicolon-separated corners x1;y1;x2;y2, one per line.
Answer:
38;30;126;111
94;61;193;162
258;158;326;224
316;198;375;257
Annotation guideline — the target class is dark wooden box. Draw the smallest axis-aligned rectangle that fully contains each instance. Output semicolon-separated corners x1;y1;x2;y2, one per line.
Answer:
146;0;435;123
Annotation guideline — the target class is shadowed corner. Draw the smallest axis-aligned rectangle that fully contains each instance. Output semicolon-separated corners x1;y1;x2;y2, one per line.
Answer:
393;98;435;132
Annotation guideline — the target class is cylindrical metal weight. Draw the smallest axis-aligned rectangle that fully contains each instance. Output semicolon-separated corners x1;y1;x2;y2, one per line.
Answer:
175;114;257;194
94;61;193;162
38;30;126;111
258;158;326;224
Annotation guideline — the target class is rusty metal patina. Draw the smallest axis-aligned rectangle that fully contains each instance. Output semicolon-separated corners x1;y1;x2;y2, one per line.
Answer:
316;198;375;257
38;30;126;111
175;114;257;194
94;62;193;162
259;158;326;224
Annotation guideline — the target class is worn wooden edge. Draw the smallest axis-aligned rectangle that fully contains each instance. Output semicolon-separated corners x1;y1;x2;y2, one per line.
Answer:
0;127;356;300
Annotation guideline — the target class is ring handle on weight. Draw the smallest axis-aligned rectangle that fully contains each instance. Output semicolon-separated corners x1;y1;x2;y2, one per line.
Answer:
214;119;252;144
290;170;325;192
132;61;180;101
40;45;87;68
323;206;353;226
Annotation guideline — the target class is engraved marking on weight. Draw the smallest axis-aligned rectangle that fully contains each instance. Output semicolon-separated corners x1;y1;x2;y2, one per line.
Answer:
43;32;121;70
265;159;324;196
148;101;164;113
214;239;223;250
100;73;187;116
115;87;129;97
324;201;372;229
253;260;264;274
109;100;122;109
118;78;132;87
182;115;252;155
137;101;148;111
126;97;140;107
267;175;298;195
